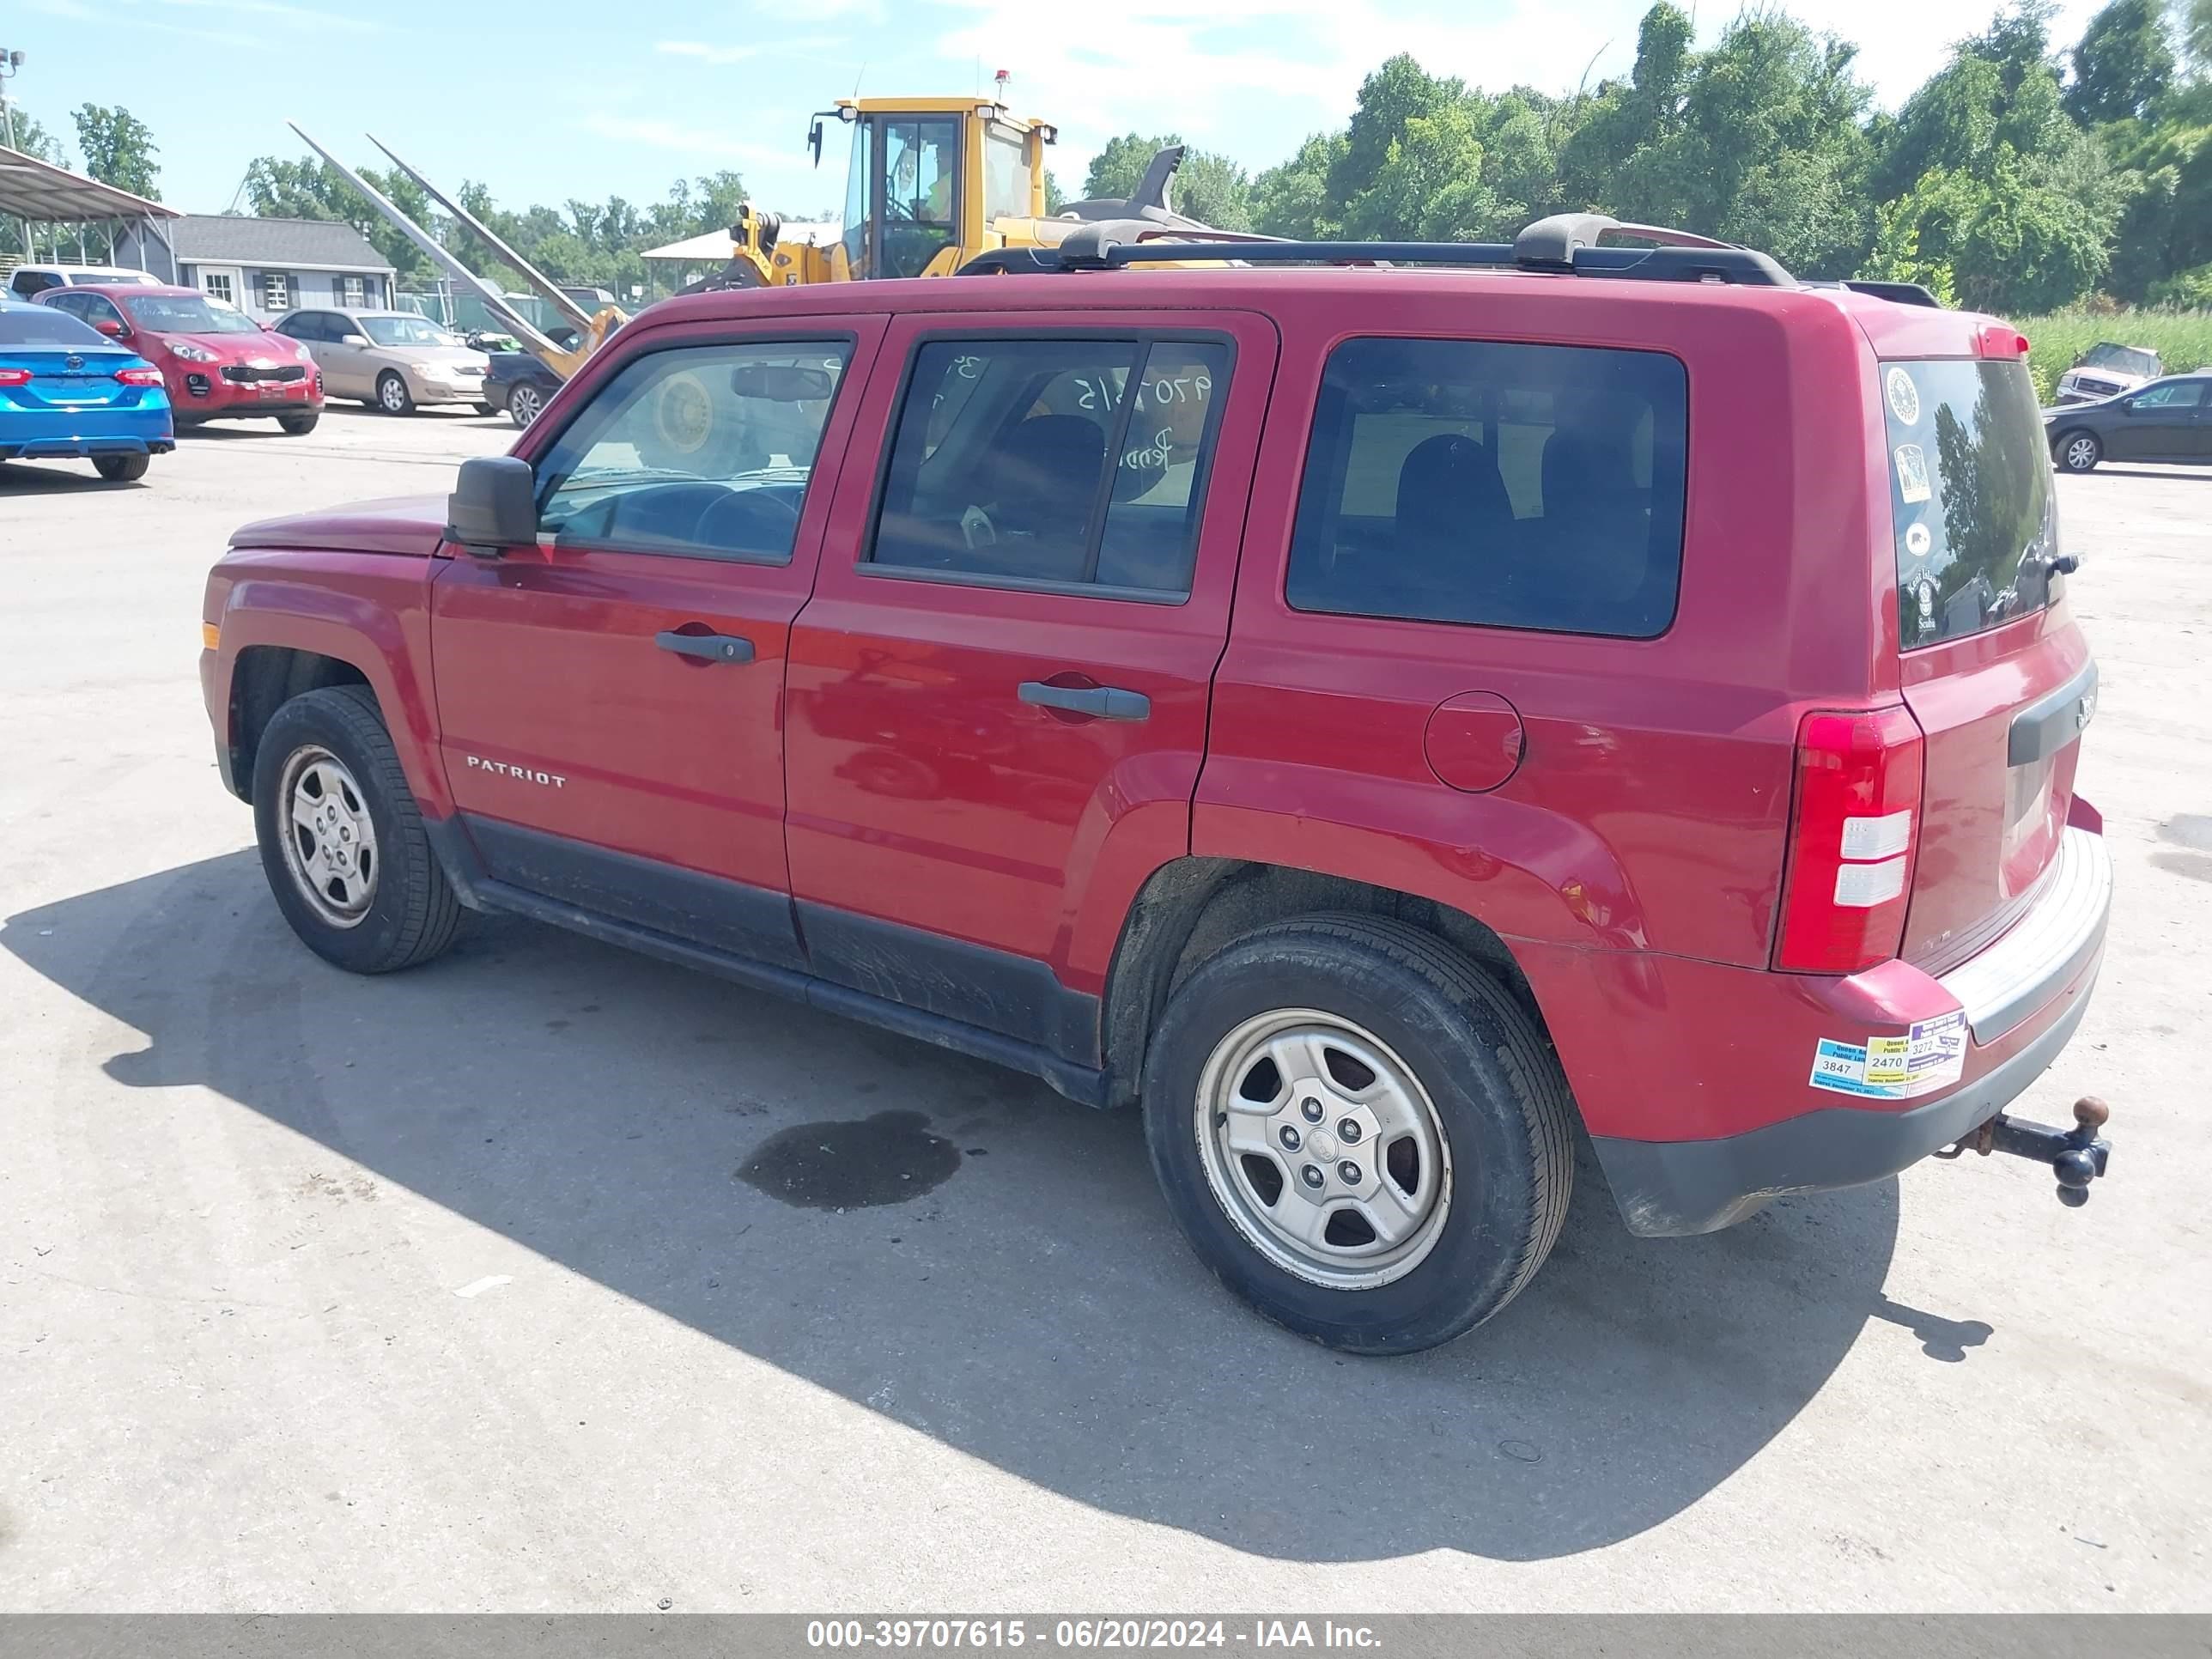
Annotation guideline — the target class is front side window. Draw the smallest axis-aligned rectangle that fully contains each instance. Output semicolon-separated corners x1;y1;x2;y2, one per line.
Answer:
878;116;960;277
534;340;854;563
2128;380;2204;410
1883;359;2056;648
984;125;1029;222
1288;337;1688;638
261;272;290;311
870;335;1231;594
10;270;58;296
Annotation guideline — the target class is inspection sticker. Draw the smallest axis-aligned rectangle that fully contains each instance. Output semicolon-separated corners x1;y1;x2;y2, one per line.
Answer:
1895;444;1932;504
1809;1011;1968;1100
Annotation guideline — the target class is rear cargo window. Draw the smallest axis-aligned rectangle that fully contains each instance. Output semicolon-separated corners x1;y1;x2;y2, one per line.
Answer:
0;307;106;348
1286;337;1687;639
1882;359;2057;648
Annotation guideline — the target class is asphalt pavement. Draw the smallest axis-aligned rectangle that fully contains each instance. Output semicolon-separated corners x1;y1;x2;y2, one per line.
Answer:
0;406;2205;1611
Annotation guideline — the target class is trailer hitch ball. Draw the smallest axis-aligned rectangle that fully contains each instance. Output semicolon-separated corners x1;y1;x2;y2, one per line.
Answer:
1947;1095;2112;1208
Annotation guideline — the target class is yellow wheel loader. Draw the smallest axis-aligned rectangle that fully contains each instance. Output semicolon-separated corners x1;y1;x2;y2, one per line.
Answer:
289;96;1227;385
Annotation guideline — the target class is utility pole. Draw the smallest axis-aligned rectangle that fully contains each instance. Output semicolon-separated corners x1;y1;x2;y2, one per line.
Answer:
0;46;31;258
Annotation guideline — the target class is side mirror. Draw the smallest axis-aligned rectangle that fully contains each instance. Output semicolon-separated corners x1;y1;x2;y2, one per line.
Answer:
447;456;537;556
341;332;370;348
95;318;127;338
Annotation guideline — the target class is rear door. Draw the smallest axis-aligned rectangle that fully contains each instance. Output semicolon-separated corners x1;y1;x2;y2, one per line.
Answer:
783;309;1274;1058
1882;354;2091;971
429;317;884;969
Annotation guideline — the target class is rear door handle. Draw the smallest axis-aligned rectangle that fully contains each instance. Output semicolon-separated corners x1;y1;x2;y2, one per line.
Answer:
1018;680;1151;721
655;629;755;664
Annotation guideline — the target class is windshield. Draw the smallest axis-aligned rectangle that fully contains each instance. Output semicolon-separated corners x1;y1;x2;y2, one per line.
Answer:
123;295;264;335
361;315;462;348
1884;359;2057;649
0;308;109;347
2081;343;2158;377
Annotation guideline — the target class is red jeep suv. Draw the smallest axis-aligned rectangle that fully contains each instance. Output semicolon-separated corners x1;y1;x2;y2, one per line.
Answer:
199;218;2112;1353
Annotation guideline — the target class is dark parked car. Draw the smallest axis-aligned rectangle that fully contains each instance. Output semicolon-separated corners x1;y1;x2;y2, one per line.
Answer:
484;349;562;428
2045;373;2212;472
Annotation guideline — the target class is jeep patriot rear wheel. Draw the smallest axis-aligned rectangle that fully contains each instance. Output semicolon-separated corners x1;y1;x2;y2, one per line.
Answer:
252;685;461;974
1141;915;1573;1354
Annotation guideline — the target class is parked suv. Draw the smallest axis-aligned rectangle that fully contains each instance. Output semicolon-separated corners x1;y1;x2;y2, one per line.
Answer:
200;218;2112;1353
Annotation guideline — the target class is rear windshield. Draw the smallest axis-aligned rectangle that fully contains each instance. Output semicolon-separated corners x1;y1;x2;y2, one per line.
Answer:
1882;359;2057;649
0;308;107;347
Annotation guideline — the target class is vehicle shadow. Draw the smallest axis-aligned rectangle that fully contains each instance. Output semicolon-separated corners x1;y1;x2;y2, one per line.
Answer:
0;460;138;493
3;851;1906;1563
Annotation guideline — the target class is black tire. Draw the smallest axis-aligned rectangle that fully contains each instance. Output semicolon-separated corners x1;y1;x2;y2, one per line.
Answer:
2055;429;2101;472
1142;914;1573;1355
252;684;461;975
375;371;414;416
278;412;319;435
473;400;498;416
93;453;149;483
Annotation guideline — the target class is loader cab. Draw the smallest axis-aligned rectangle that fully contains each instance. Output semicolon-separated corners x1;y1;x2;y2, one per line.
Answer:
814;98;1054;282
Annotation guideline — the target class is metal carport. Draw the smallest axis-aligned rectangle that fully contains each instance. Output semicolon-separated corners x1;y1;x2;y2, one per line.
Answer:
0;143;179;271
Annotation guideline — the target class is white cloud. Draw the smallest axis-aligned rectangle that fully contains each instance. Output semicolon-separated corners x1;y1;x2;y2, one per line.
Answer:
657;36;848;66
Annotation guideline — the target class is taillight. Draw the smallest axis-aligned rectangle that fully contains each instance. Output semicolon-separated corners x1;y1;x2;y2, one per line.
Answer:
0;368;30;386
114;367;165;386
1975;322;2031;358
1775;705;1925;973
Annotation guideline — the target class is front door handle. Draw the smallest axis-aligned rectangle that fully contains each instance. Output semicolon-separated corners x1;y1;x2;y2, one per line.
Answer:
655;629;755;664
1018;680;1151;721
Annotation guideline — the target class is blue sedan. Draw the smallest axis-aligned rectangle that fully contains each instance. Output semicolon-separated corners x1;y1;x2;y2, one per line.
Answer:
0;297;174;483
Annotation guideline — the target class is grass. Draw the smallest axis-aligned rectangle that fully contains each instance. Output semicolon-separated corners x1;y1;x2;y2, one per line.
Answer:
2014;308;2212;403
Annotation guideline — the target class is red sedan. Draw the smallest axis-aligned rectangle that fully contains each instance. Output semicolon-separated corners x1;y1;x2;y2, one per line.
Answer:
37;284;323;434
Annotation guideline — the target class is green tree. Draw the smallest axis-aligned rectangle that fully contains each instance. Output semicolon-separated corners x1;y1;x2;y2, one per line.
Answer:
1328;56;1470;210
243;155;439;279
2065;0;2175;123
1250;132;1346;238
1340;102;1499;239
1081;132;1252;228
4;105;70;167
70;104;160;199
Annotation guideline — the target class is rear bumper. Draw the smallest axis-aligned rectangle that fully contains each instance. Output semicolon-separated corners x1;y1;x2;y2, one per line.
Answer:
1594;975;2096;1236
1542;818;2112;1235
0;403;174;459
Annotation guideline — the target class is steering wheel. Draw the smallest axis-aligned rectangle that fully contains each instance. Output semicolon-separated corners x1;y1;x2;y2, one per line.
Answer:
960;505;998;550
693;488;803;558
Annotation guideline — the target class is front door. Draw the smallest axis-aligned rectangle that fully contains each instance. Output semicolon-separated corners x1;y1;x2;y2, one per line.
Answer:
783;309;1276;1060
198;265;244;311
2110;380;2204;459
430;317;886;968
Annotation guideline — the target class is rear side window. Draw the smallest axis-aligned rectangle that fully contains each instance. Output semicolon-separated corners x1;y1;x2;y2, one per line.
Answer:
1288;337;1687;638
0;307;106;347
869;336;1231;596
1882;360;2056;648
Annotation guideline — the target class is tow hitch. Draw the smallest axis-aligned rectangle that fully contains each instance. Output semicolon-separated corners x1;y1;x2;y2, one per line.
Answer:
1938;1096;2112;1207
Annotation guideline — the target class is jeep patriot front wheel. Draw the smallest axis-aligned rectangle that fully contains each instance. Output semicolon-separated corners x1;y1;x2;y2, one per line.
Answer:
252;685;460;975
1141;915;1574;1354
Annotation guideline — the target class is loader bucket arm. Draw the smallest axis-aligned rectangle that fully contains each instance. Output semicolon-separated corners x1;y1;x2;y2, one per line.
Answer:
285;123;569;370
366;131;603;342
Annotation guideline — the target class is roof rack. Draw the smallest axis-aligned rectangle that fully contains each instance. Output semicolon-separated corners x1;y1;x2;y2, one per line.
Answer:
959;213;1796;288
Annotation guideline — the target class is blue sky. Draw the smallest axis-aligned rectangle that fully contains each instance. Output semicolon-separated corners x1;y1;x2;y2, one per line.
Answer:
9;0;2103;223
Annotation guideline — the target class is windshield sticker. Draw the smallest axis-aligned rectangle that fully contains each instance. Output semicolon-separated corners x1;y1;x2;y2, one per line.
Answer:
1886;367;1922;425
1905;521;1932;559
1894;444;1931;504
1809;1012;1968;1099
